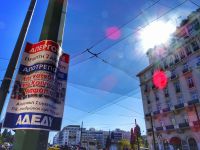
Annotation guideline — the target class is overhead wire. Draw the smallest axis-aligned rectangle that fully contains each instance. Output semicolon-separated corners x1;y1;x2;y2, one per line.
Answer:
70;0;162;60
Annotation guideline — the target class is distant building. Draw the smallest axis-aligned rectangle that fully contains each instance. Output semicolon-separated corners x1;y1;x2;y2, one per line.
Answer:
53;125;81;146
53;126;131;149
137;8;200;150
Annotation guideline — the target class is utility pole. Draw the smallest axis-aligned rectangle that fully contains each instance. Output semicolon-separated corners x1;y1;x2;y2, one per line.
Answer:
150;114;156;150
80;121;83;147
13;1;68;150
135;119;140;150
0;0;37;115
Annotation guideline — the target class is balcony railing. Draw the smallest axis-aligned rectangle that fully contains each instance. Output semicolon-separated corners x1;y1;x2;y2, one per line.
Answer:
182;67;191;74
175;59;179;63
147;128;153;133
174;103;184;110
193;120;200;128
186;51;192;56
188;99;200;105
156;127;163;131
162;107;170;113
179;122;189;128
153;110;160;115
193;46;199;52
171;74;178;80
166;125;174;130
180;55;185;60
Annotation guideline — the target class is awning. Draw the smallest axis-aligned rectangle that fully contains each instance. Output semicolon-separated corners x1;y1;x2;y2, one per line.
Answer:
170;137;181;145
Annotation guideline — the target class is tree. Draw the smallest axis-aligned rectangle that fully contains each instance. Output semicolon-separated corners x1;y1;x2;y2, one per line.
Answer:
118;139;131;150
130;128;135;150
1;129;14;143
105;135;111;150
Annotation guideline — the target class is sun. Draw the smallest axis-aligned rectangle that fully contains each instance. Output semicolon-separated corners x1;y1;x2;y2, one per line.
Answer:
139;21;176;52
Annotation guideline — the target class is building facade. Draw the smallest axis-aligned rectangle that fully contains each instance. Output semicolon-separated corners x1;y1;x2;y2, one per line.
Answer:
137;9;200;150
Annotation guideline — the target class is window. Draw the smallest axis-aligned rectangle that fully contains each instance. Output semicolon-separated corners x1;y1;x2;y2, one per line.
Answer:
155;92;159;101
146;96;151;104
171;69;177;79
170;116;176;125
191;41;199;51
187;76;194;88
164;88;169;97
174;53;179;63
179;49;186;59
159;120;165;127
147;106;152;113
185;46;192;55
166;100;172;108
191;91;198;100
184;114;188;123
169;56;174;66
174;81;181;93
156;102;161;111
177;95;184;104
183;63;190;73
197;56;200;66
187;19;200;35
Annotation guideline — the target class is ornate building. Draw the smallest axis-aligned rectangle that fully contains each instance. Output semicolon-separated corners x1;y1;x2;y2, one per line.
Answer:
137;8;200;150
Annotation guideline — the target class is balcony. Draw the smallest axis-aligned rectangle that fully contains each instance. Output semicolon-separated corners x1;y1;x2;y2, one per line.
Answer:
156;97;159;101
166;125;174;130
162;107;170;113
186;51;192;56
188;99;200;106
175;88;181;93
147;128;153;133
179;122;189;128
180;55;185;60
188;84;195;89
175;59;180;64
171;74;178;80
153;110;160;115
193;120;200;128
145;113;151;117
174;103;184;110
156;126;163;131
182;67;191;74
165;93;169;97
164;64;169;69
193;46;199;52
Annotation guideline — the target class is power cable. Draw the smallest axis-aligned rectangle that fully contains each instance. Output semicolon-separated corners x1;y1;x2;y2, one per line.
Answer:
70;0;188;67
70;0;162;59
189;0;200;7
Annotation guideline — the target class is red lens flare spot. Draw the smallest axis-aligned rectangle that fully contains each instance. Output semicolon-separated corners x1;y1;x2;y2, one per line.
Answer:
106;26;121;40
153;70;168;90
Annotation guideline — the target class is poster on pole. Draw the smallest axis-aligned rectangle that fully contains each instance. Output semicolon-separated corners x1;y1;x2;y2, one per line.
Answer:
3;40;69;131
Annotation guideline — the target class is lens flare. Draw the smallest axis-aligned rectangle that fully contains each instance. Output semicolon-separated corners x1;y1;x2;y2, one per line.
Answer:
106;26;121;40
140;21;176;51
153;70;168;90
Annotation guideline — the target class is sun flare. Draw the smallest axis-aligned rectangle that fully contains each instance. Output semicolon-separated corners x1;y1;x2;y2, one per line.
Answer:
139;21;176;52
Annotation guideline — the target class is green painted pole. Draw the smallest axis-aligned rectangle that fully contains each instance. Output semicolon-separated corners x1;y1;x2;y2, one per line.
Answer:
13;0;68;150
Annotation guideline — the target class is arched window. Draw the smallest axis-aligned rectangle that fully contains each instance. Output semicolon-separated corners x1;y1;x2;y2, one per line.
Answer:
188;137;198;150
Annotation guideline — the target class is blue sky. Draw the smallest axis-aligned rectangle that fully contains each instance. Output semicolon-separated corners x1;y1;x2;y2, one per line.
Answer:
0;0;199;143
